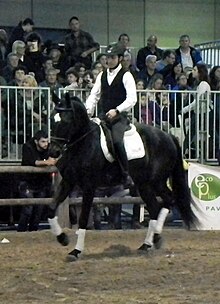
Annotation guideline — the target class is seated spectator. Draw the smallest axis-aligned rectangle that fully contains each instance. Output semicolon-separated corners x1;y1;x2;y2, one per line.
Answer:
74;62;87;88
39;67;63;96
175;34;203;70
147;73;164;90
92;61;103;73
12;40;27;66
91;67;100;81
42;56;54;80
25;32;45;83
156;49;176;77
118;33;136;71
48;43;67;84
164;61;183;88
6;18;34;54
9;74;47;148
1;52;19;83
0;29;8;68
136;35;163;71
64;67;79;89
64;16;100;69
17;130;57;232
81;70;95;100
95;53;108;70
138;54;157;87
136;79;146;90
8;65;27;86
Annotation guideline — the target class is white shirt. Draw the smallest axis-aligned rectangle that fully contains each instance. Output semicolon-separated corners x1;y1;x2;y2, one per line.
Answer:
182;81;211;114
86;63;137;115
180;49;193;70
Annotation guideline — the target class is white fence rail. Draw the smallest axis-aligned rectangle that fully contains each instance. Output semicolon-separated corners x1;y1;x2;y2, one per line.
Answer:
0;86;219;164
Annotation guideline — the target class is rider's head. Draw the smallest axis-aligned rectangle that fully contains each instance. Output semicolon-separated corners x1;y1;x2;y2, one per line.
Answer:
105;43;125;70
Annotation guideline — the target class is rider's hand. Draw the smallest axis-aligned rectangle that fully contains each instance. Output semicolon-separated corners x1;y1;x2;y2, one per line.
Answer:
106;109;119;120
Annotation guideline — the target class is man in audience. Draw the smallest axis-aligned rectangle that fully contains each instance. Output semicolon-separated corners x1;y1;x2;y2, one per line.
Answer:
64;16;100;69
156;49;176;77
136;35;163;71
137;54;157;87
17;130;57;232
175;34;203;70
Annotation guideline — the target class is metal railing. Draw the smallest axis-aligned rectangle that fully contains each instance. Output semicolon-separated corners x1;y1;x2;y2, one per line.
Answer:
0;86;219;164
195;40;220;67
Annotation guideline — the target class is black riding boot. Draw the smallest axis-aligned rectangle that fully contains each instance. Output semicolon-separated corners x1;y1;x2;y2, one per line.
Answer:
114;142;134;188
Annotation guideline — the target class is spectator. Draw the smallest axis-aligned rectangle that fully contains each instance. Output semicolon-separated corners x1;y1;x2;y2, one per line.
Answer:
170;73;192;128
138;54;157;87
17;130;57;232
209;66;220;151
156;49;176;77
175;34;203;70
8;65;27;86
64;67;80;99
136;35;163;71
64;67;79;89
64;16;100;69
9;74;47;150
118;33;136;71
182;64;212;157
147;73;164;90
1;52;19;83
136;79;145;90
0;29;8;68
12;40;26;66
47;43;67;84
25;32;45;83
39;67;63;96
96;53;108;70
7;18;34;54
164;61;183;89
82;70;95;100
74;62;86;88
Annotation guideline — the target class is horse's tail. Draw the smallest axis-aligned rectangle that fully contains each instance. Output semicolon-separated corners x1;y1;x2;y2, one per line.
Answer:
170;135;198;229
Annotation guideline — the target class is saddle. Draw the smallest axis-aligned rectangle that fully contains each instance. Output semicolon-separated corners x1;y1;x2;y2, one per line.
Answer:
92;118;145;162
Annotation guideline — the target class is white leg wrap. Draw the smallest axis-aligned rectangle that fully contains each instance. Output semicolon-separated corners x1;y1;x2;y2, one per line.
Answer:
144;220;157;246
48;216;62;236
75;229;86;252
155;208;169;234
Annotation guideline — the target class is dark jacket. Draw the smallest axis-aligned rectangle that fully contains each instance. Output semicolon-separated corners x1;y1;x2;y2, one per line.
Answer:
175;46;203;67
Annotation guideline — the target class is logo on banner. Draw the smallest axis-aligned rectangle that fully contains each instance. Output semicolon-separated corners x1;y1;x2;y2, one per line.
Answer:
191;173;220;201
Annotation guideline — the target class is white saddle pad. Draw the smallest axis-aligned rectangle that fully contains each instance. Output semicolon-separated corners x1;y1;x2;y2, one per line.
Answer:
92;118;145;163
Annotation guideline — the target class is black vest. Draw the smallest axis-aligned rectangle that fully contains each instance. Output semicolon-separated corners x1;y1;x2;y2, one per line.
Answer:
100;68;127;113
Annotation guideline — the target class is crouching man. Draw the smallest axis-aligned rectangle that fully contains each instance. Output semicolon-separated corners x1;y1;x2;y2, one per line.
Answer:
17;130;57;232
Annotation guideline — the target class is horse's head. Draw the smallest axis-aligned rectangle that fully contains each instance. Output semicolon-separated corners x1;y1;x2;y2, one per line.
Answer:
51;93;91;152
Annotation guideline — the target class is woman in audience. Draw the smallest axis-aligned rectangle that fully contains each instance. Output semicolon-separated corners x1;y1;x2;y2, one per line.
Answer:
164;61;183;89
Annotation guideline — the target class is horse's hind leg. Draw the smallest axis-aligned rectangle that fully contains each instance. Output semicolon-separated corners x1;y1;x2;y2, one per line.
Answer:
137;183;161;251
153;183;174;249
48;179;73;246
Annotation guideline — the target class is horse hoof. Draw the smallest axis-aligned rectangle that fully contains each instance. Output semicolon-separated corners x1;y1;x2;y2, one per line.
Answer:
57;232;69;246
137;243;152;251
66;249;81;262
153;233;163;249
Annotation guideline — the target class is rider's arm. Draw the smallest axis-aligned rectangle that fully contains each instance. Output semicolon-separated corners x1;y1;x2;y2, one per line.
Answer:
116;71;137;113
86;71;103;116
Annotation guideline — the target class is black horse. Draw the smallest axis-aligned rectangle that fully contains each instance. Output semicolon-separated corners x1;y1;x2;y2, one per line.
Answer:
48;94;198;261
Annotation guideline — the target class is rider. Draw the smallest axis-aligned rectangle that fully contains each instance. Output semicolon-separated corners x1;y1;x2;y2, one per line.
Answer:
86;43;137;187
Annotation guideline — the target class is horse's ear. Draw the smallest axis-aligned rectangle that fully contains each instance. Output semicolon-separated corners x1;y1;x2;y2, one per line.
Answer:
51;91;60;105
65;92;71;108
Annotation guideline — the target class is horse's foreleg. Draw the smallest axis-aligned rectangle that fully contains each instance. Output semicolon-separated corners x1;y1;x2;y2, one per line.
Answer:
48;179;73;246
68;188;95;261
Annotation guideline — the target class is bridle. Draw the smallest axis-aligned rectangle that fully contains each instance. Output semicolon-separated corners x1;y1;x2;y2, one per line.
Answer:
51;104;96;152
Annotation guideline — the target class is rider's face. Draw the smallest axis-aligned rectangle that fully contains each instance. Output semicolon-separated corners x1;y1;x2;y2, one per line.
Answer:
107;55;121;69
